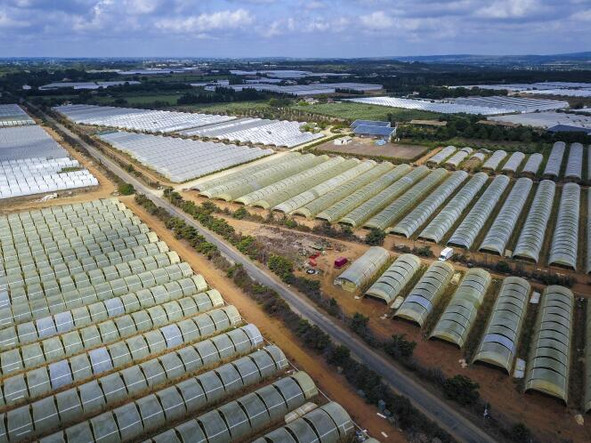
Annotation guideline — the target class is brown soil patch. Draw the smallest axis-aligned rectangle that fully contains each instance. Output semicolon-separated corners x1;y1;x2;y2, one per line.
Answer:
316;137;428;161
121;196;404;442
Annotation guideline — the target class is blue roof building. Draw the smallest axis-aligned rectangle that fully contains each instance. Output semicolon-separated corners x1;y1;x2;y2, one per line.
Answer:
351;119;391;129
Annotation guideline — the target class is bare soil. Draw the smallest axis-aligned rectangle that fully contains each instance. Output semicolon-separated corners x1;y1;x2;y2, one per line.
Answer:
316;137;428;161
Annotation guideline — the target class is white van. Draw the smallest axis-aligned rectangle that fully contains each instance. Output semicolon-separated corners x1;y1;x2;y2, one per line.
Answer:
438;247;454;262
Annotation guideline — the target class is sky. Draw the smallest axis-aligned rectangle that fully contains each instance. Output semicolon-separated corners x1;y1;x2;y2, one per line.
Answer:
0;0;589;58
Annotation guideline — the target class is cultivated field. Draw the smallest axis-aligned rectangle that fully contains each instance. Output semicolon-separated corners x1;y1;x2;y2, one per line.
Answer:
316;138;429;161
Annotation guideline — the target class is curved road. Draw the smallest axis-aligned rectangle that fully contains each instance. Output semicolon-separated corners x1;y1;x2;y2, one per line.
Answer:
39;106;496;443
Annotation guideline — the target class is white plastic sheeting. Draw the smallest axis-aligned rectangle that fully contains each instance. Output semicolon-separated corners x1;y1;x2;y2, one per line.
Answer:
180;117;324;148
565;143;583;180
448;175;510;249
548;183;580;270
0;104;35;127
55;104;233;133
479;178;532;255
419;172;488;243
0;126;68;162
513;180;556;263
427;146;456;165
346;96;567;115
521;153;544;176
392;171;468;238
0;158;98;199
99;131;273;182
544;142;566;178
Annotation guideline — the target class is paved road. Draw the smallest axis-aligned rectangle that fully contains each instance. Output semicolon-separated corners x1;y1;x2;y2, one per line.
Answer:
40;107;497;443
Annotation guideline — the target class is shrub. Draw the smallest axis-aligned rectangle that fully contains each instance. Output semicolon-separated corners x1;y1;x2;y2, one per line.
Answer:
118;183;135;195
267;254;294;282
232;206;248;220
510;423;532;443
365;228;386;246
443;375;480;406
349;312;370;336
384;334;417;359
495;261;511;274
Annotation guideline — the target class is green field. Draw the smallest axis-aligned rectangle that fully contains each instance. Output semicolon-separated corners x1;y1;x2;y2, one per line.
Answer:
292;102;440;122
183;100;441;122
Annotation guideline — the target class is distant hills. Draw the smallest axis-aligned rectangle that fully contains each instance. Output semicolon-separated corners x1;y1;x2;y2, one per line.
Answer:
392;52;590;66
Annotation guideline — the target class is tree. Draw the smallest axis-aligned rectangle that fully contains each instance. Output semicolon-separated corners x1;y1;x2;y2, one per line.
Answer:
443;375;480;406
365;228;386;246
384;334;416;359
510;423;532;443
326;345;351;367
267;254;294;282
118;183;135;195
232;206;248;220
350;312;369;336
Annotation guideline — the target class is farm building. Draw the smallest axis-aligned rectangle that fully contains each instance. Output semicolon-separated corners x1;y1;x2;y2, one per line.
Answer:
351;120;395;140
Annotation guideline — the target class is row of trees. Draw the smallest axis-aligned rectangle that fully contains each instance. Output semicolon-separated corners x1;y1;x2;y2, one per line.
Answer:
398;114;591;146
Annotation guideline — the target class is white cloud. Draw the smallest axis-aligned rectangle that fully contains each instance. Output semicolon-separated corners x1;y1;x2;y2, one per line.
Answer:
0;10;29;28
476;0;538;19
155;9;254;34
124;0;160;15
360;10;393;30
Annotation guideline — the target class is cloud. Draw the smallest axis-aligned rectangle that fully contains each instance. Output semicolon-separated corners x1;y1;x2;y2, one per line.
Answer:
0;0;588;57
475;0;538;19
155;9;254;34
360;10;393;30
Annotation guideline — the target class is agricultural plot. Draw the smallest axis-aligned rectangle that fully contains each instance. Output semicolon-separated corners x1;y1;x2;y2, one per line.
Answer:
346;95;567;115
98;131;273;183
429;268;491;348
195;148;588;268
56;104;323;149
0;104;35;127
0;123;98;200
54;104;233;134
0;199;355;442
337;253;583;407
179;117;324;148
525;286;574;403
548;183;580;270
513;180;556;263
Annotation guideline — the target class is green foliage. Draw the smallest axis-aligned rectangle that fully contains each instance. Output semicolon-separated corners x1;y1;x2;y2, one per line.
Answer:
384;334;417;359
326;345;351;366
495;260;511;274
510;423;532;443
268;97;293;107
443;375;480;406
365;228;386;246
118;183;135;195
232;206;248;220
267;254;294;282
349;312;370;336
412;245;433;257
